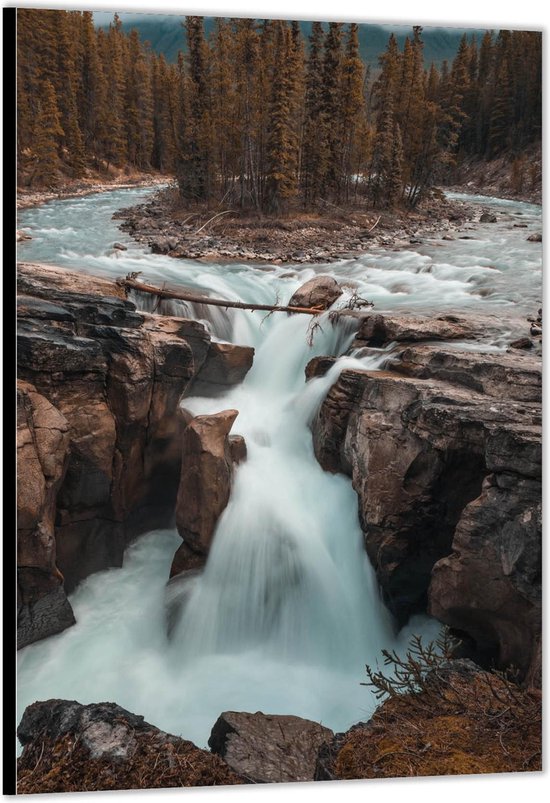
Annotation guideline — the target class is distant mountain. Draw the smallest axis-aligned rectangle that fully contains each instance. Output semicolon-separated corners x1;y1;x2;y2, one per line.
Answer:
94;12;488;69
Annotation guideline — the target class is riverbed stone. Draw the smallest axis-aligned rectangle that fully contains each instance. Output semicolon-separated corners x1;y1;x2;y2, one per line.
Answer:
288;275;343;310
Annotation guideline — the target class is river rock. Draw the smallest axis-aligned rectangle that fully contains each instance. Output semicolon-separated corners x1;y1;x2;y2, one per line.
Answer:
352;312;485;347
480;212;497;223
305;355;337;380
17;381;75;648
16;263;252;646
17;700;244;793
510;337;533;349
172;410;239;574
229;434;247;464
189;341;254;397
112;242;127;251
312;316;541;679
288;275;343;310
527;232;542;242
209;711;333;783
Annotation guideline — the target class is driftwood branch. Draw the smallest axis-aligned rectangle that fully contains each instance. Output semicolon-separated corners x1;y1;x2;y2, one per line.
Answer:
194;210;233;235
368;215;381;233
118;276;326;315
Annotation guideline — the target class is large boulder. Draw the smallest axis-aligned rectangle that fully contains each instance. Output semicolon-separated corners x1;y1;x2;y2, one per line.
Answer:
312;314;541;679
17;700;244;793
17;381;75;648
288;275;343;310
209;711;333;783
171;409;240;576
16;263;252;646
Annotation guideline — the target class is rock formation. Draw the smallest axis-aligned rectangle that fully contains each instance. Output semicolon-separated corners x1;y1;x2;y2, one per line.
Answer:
311;312;541;680
17;381;75;648
170;410;241;576
209;711;333;783
16;263;253;646
17;700;244;793
288;275;343;310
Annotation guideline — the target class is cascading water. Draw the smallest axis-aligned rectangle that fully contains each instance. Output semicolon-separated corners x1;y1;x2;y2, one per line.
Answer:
16;186;541;749
169;319;395;671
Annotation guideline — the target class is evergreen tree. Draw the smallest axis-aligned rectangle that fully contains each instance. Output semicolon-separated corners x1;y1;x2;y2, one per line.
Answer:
178;16;211;202
32;79;64;185
124;28;154;169
265;21;297;212
340;23;366;202
301;21;325;204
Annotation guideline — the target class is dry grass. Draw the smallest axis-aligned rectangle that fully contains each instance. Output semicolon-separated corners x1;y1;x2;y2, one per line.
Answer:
333;666;542;779
17;731;244;793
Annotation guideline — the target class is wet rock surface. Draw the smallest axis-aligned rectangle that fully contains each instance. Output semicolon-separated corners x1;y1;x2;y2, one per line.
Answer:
288;275;343;310
17;380;75;648
209;711;333;783
171;410;240;576
17;700;244;793
16;263;252;646
312;312;541;679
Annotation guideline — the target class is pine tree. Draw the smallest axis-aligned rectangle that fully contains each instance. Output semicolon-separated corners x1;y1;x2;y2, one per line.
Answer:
178;16;211;202
32;80;64;185
102;14;128;166
301;21;325;204
265;21;297;213
387;122;404;205
56;11;86;176
78;11;109;165
320;22;344;198
340;23;366;202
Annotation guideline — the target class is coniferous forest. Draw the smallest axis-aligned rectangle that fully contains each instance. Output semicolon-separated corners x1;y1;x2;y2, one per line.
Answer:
17;10;541;212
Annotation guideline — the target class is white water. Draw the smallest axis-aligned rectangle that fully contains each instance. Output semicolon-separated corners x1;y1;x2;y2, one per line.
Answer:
16;188;541;749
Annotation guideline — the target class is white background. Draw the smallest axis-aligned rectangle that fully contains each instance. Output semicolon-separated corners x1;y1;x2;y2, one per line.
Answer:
2;0;548;800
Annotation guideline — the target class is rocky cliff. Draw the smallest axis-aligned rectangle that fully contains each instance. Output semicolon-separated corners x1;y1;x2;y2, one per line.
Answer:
16;263;253;648
311;312;542;682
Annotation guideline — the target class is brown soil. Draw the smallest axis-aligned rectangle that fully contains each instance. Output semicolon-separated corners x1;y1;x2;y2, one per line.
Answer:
114;186;478;264
330;669;542;779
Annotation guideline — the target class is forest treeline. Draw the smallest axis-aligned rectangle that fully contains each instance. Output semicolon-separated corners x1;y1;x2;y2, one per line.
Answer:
17;10;541;212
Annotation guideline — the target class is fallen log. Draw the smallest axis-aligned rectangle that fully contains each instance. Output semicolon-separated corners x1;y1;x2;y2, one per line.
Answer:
117;276;327;316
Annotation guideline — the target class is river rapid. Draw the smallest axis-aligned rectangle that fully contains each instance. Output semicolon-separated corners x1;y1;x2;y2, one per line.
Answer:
16;188;542;749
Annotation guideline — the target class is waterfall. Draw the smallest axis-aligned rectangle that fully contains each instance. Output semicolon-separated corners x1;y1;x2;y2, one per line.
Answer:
170;313;396;671
17;185;538;749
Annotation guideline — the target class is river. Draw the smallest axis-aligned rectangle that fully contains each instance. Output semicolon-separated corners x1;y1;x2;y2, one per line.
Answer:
16;188;542;749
